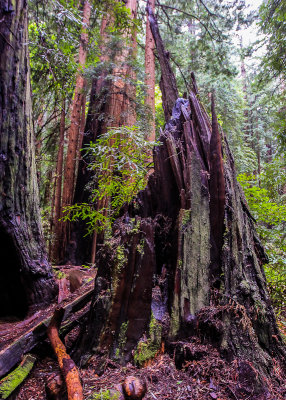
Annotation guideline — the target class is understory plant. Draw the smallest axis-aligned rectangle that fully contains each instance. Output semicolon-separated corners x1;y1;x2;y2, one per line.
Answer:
238;172;286;313
62;125;157;234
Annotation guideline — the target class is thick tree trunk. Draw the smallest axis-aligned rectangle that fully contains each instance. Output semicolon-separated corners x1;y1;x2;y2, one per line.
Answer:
147;5;178;122
61;0;91;261
77;85;285;388
0;0;57;317
70;3;138;265
145;0;156;141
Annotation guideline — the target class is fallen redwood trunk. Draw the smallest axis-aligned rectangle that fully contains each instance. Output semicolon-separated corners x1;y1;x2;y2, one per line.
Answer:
0;285;93;379
77;84;285;393
47;308;83;400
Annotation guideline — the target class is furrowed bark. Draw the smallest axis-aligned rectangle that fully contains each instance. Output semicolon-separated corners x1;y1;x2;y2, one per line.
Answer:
77;80;285;388
70;2;138;265
147;5;178;121
50;98;66;262
209;94;225;286
145;0;156;141
61;0;91;261
0;0;57;317
47;308;83;400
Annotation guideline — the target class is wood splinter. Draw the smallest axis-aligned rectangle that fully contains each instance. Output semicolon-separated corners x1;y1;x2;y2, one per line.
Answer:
47;307;83;400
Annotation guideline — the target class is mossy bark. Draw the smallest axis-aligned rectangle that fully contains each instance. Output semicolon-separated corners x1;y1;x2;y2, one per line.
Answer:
78;89;285;382
0;0;57;316
0;354;36;399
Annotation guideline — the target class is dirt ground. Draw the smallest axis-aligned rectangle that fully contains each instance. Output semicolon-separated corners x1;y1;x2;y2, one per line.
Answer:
14;334;286;400
2;267;286;400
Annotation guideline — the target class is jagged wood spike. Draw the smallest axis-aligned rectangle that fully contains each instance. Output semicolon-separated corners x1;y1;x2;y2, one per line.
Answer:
146;4;179;121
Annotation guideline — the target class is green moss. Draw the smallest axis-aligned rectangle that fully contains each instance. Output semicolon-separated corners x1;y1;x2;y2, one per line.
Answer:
88;389;120;400
112;245;127;291
0;354;36;399
52;268;66;279
181;209;191;226
136;238;145;255
129;218;141;234
114;321;129;360
115;245;126;270
134;313;162;366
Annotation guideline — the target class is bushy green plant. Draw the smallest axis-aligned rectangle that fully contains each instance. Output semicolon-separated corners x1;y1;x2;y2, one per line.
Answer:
238;173;286;312
63;125;157;234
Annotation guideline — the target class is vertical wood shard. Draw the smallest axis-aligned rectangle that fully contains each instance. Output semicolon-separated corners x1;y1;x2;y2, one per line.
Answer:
209;94;226;286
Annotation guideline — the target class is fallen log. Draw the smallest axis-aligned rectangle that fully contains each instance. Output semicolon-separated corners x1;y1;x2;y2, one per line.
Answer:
0;353;36;399
0;286;93;379
47;308;83;400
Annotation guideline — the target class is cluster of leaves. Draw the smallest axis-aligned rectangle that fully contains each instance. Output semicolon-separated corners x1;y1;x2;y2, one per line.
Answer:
238;170;286;312
63;126;157;234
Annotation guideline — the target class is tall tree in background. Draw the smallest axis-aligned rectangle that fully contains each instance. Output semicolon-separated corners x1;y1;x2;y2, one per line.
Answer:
145;0;156;141
50;98;66;260
0;0;57;317
69;0;138;265
57;0;91;262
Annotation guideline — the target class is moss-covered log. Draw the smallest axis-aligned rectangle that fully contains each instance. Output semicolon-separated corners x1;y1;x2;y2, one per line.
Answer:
0;353;36;399
78;83;285;389
0;0;57;317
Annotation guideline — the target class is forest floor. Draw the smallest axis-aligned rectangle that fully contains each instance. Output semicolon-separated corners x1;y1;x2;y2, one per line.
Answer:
1;267;286;400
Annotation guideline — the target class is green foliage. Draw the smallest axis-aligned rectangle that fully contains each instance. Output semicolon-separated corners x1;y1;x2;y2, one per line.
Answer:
63;126;157;234
258;0;286;150
238;172;286;311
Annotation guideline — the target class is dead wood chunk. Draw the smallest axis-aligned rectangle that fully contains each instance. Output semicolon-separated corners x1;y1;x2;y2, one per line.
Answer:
68;271;83;293
110;384;125;400
0;353;36;399
122;376;147;400
236;360;268;399
58;277;70;303
45;373;66;400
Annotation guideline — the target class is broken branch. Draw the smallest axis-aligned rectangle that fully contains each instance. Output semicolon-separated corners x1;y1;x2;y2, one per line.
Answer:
47;308;83;400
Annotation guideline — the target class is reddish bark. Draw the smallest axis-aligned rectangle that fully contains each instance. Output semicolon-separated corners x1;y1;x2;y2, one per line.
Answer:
50;98;66;262
145;0;156;142
61;0;91;258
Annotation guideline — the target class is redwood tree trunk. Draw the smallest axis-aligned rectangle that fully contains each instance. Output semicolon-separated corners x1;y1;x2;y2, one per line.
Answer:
61;0;91;261
77;86;285;390
0;0;57;317
50;98;66;262
145;0;156;141
70;3;138;265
